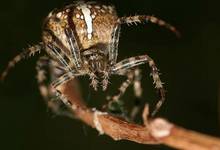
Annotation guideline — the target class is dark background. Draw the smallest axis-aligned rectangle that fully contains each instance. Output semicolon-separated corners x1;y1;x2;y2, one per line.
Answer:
0;0;219;150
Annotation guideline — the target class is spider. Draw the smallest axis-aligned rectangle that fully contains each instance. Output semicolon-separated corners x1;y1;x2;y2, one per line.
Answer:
0;1;179;117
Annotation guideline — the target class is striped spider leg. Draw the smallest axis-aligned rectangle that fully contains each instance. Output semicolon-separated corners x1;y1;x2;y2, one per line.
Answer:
36;56;76;117
107;15;180;116
119;15;180;37
50;69;83;117
0;43;43;81
104;68;143;120
36;56;50;100
41;28;80;111
110;55;165;116
131;68;143;120
51;70;82;88
44;42;83;108
106;68;143;104
64;27;82;69
43;26;84;86
102;25;121;90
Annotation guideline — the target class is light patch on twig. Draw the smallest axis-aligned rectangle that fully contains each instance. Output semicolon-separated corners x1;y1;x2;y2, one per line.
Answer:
93;108;108;135
149;118;173;139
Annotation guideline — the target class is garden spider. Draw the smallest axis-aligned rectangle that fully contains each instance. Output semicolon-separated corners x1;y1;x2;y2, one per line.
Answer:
1;1;179;117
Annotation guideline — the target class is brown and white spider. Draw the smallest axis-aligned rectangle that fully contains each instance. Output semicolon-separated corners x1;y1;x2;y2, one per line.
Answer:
1;1;179;116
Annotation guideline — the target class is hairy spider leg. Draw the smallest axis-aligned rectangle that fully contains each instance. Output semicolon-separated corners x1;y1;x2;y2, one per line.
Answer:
102;71;134;116
101;25;121;90
108;25;121;65
44;29;72;58
51;69;82;88
54;90;73;108
119;15;180;37
64;28;82;68
36;56;50;100
36;56;67;98
36;56;74;117
47;43;72;71
133;68;143;98
36;56;60;112
104;68;143;120
111;54;165;116
130;68;143;120
109;71;134;102
44;29;78;69
89;72;99;91
0;43;42;81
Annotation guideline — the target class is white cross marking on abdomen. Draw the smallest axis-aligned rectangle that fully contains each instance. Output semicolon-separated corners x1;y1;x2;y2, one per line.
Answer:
80;4;93;40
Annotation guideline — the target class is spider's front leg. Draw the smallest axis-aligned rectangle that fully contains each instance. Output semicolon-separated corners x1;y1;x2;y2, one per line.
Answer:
101;24;121;90
108;25;121;65
64;27;82;68
111;54;165;116
119;15;180;37
46;43;72;71
0;43;43;81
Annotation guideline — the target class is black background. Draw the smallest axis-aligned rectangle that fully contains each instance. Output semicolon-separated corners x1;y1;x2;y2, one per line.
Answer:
0;0;219;150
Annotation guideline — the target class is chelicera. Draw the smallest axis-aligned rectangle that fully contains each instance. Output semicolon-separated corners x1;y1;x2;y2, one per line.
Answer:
1;1;179;116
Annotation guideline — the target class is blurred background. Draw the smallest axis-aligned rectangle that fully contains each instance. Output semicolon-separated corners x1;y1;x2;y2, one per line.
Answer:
0;0;219;149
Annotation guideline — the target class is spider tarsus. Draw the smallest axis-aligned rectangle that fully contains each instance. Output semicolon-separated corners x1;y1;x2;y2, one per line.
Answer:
102;79;109;91
90;73;98;91
146;15;181;37
120;15;181;37
102;72;109;91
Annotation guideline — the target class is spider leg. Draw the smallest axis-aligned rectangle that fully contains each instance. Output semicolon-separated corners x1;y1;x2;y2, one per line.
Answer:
109;71;134;102
99;25;121;90
111;55;165;116
51;69;83;88
102;71;134;117
36;56;74;117
64;28;82;68
108;25;121;65
36;56;66;99
36;56;50;100
119;15;180;37
105;68;143;120
130;68;143;120
47;43;72;71
44;29;74;71
133;69;143;98
0;43;43;81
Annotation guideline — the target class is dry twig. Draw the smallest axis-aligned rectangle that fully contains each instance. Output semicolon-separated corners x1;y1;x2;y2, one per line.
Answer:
56;79;220;150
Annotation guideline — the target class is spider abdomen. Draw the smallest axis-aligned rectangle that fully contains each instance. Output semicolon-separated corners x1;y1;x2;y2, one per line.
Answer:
43;2;118;52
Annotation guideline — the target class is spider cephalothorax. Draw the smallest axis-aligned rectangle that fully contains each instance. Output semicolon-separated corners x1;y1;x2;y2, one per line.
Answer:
1;1;179;116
